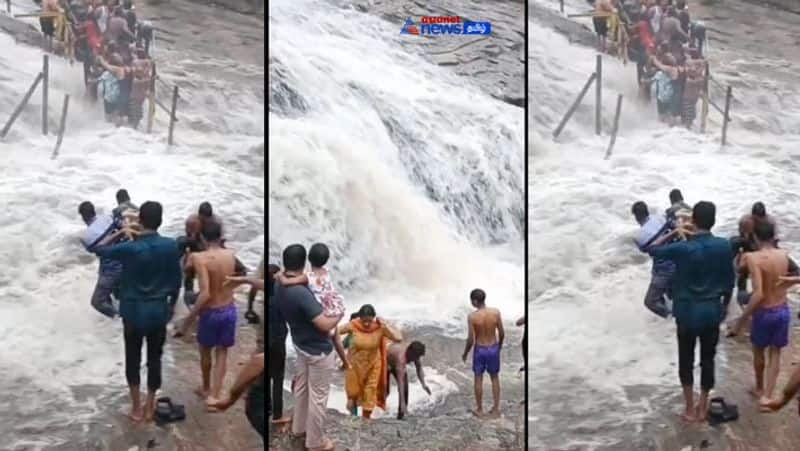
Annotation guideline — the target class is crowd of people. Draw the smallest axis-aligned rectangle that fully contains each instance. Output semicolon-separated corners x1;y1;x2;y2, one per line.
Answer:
268;243;525;450
78;190;265;441
632;189;800;423
37;0;155;128
592;0;709;128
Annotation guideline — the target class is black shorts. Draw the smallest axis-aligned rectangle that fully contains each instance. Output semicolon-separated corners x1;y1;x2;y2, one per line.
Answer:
40;18;55;37
593;17;608;37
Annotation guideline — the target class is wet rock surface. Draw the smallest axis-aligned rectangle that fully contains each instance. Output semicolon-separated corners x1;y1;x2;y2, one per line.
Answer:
270;326;526;450
351;0;525;108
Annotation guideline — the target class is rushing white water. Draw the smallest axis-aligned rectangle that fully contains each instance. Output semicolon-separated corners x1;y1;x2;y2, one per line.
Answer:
530;4;800;449
0;18;263;445
268;0;524;328
269;0;524;419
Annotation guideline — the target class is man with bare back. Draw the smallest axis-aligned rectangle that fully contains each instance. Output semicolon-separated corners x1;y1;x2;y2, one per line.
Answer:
728;221;792;407
174;220;239;407
462;288;504;418
734;202;778;307
386;341;432;420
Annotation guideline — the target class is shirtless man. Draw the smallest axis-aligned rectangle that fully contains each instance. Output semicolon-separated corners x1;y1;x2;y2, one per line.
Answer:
386;341;431;420
735;202;778;306
728;221;791;407
174;220;239;407
462;288;504;418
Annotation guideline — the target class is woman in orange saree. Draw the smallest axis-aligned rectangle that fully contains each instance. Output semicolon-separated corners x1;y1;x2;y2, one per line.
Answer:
338;304;403;419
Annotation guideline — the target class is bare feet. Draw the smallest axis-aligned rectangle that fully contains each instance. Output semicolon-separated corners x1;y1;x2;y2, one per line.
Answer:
749;387;764;399
194;386;210;399
680;410;696;423
144;397;156;423
487;408;501;419
205;396;220;412
309;437;335;451
694;400;709;422
276;421;291;434
470;408;484;418
128;406;144;423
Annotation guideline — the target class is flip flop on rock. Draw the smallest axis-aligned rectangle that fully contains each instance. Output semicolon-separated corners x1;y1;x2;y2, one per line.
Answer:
154;397;186;426
707;397;738;425
244;310;260;324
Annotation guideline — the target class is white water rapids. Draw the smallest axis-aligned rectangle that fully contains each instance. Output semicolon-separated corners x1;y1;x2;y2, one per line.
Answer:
0;11;263;446
530;1;800;449
268;0;524;416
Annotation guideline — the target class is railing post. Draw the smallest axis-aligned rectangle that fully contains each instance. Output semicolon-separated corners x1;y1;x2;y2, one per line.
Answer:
168;85;178;145
1;72;44;138
42;54;49;135
721;86;732;146
553;72;597;139
701;61;709;133
147;62;157;133
52;94;70;159
595;54;602;135
605;94;623;160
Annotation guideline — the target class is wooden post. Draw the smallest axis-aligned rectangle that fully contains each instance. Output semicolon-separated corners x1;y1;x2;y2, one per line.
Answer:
700;61;709;133
147;62;157;133
605;94;623;160
167;85;178;145
52;94;69;159
553;72;597;139
721;85;732;146
1;72;44;138
42;54;49;136
560;0;564;13
6;0;10;14
595;54;602;135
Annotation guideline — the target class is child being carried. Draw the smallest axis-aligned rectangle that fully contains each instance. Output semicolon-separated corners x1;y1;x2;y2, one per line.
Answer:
278;243;348;368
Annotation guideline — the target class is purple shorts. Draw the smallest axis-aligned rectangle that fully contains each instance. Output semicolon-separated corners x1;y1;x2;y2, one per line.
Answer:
473;343;501;375
197;303;237;348
751;303;790;348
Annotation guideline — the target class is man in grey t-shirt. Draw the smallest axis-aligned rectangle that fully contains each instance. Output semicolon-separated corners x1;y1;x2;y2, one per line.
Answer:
275;244;342;451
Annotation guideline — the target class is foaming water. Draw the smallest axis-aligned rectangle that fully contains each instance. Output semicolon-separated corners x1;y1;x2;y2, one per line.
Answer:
268;0;524;330
0;19;263;445
530;8;800;450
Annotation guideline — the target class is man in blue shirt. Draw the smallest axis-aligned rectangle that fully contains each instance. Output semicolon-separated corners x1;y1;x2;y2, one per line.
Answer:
647;201;735;423
632;201;676;318
79;201;123;318
94;201;182;423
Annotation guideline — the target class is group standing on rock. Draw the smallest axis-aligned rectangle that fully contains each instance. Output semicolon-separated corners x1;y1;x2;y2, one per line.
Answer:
632;189;800;423
35;0;156;128
592;0;709;129
267;242;522;450
78;191;265;441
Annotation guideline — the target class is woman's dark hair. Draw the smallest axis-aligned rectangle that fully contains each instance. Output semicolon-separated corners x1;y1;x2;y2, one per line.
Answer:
198;202;213;218
752;202;766;218
406;341;426;361
358;304;377;318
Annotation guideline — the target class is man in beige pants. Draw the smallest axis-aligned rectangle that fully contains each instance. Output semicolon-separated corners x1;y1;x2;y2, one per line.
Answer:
274;244;341;451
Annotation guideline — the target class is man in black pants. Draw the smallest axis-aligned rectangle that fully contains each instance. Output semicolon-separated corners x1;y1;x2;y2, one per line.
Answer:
94;201;182;422
647;201;735;423
266;263;290;428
